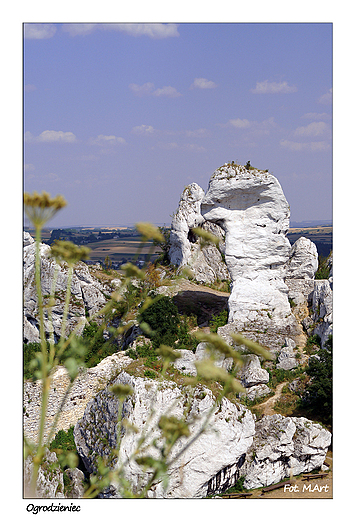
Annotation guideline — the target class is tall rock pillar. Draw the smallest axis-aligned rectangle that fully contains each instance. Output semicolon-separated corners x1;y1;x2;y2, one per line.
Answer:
201;163;292;326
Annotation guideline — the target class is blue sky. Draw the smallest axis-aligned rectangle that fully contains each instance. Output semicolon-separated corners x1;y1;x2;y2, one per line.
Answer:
24;23;332;228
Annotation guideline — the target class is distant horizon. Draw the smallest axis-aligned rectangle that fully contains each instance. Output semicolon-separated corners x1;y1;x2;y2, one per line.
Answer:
24;218;333;231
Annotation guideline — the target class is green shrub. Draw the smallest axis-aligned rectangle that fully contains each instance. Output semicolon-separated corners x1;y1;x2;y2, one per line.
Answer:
82;322;116;368
315;254;331;279
24;342;42;379
210;309;228;333
302;335;332;424
49;425;76;453
139;296;180;347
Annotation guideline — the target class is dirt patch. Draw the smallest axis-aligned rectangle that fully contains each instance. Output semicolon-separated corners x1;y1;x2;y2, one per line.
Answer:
253;382;288;416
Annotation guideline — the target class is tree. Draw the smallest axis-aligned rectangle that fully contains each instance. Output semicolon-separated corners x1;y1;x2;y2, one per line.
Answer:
139;296;180;347
303;335;332;424
104;255;112;271
153;226;171;266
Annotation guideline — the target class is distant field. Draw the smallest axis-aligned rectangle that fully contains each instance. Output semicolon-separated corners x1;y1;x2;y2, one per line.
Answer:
288;226;332;257
25;225;332;262
85;237;160;262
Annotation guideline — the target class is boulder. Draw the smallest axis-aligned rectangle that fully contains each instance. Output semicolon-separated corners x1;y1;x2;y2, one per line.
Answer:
168;183;205;267
276;338;300;370
64;468;86;498
201;164;292;326
23;352;132;445
238;354;269;388
286;237;318;280
241;414;331;489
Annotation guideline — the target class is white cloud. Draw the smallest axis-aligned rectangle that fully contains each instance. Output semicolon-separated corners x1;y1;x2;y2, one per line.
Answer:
227;117;276;135
190;78;217;89
129;82;181;97
318;88;332;105
132;125;155;135
251;80;297;94
294;121;329;137
185;128;209;138
106;23;180;39
90;134;126;146
153;86;181;98
280;140;330;151
129;83;155;96
61;24;97;36
24;163;35;171
229;118;252;129
37;130;77;143
24;131;34;142
301;112;331;121
24;24;57;39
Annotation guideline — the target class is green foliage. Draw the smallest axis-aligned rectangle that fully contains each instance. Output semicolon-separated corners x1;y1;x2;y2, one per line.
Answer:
153;227;171;266
23;342;42;379
315;254;331;279
82;322;117;368
49;426;76;454
303;335;332;424
139;296;180;348
267;366;305;389
210;309;228;333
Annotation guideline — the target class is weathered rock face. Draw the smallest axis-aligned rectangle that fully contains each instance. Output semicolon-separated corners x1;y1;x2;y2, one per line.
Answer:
74;372;331;497
201;164;292;326
286;237;318;280
241;414;331;489
24;448;65;498
311;280;333;346
24;352;132;444
74;371;255;498
23;232;109;343
276;338;300;370
168;184;229;283
169;183;205;267
285;236;318;308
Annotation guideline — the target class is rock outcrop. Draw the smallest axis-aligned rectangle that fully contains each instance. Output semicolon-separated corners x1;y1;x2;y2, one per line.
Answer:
168;184;229;283
74;371;255;498
23;232;109;343
285;237;318;308
73;372;331;497
201;163;292;326
310;280;333;346
24;352;132;444
241;414;331;489
24;448;65;498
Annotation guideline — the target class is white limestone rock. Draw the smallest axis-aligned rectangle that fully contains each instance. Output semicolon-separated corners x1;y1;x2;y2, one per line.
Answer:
168;184;229;283
311;280;333;346
242;414;331;489
23;232;109;342
201;164;292;326
169;183;205;267
276;338;300;370
243;384;271;401
24;448;65;498
74;371;255;498
286;237;318;280
238;354;269;388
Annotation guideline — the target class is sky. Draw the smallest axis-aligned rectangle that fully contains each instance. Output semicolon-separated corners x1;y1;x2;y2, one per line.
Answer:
23;22;332;228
